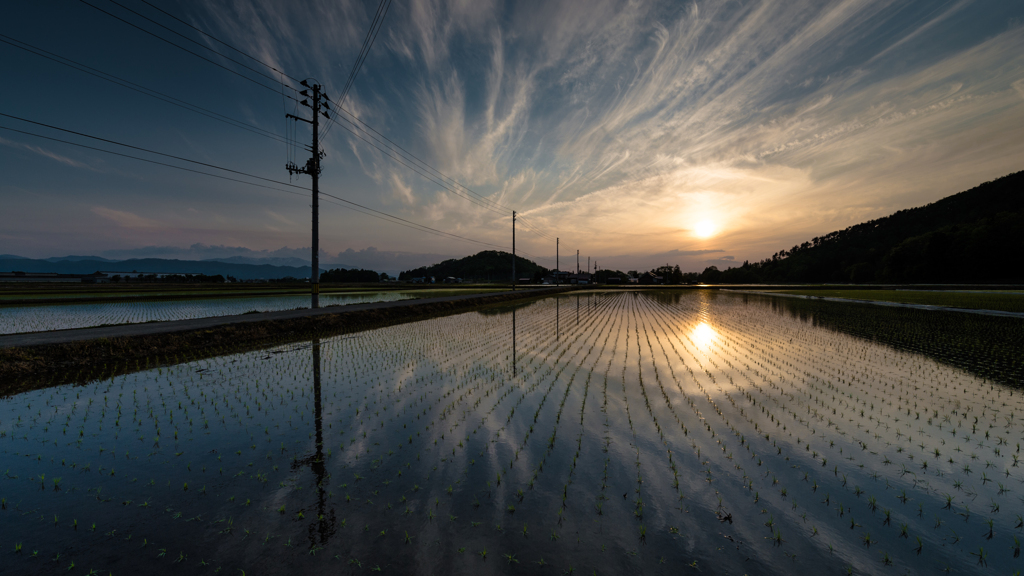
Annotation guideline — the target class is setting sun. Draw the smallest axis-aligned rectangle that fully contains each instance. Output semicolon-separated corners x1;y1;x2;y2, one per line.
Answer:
694;220;716;239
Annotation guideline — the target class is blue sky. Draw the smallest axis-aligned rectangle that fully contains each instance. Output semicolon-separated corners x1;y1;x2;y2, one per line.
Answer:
2;0;1023;273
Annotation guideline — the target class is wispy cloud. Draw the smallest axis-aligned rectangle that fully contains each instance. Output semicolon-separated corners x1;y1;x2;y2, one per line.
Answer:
264;209;296;226
91;207;161;228
193;1;1024;267
0;135;95;170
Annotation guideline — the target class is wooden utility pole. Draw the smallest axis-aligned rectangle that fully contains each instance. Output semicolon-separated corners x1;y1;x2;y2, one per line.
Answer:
287;81;329;308
512;211;516;291
556;237;559;286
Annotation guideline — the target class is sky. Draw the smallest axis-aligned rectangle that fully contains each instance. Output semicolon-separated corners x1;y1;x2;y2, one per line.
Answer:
2;0;1023;274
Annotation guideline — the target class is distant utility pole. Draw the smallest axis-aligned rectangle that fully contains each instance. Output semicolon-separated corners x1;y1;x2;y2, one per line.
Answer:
556;237;559;287
576;250;579;275
512;210;516;292
286;80;329;309
588;256;590;275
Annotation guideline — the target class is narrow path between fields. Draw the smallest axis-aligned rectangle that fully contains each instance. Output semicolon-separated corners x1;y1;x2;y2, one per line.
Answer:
726;289;1024;318
0;288;555;348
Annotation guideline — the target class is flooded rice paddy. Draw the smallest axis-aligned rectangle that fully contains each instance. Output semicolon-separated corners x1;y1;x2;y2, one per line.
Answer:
1;290;1022;575
0;289;498;334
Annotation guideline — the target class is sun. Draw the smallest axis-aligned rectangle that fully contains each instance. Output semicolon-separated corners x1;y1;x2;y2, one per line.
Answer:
694;220;716;239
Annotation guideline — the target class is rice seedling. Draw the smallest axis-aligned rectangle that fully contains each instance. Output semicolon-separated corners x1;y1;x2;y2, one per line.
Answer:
1;290;1020;574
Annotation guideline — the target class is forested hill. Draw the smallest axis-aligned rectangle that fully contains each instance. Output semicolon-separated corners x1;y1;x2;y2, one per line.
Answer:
707;170;1024;284
399;251;547;282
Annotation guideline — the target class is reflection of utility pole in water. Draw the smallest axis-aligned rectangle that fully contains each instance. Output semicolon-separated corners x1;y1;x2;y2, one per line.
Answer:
512;211;516;292
293;337;336;550
556;297;560;341
576;293;579;326
512;307;516;378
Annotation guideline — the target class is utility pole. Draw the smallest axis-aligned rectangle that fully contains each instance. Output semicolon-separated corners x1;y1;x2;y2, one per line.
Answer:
512;210;516;292
588;256;590;275
287;80;328;309
576;250;579;275
556;238;559;286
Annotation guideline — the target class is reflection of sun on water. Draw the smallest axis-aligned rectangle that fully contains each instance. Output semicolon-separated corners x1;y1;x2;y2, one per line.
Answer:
692;322;717;348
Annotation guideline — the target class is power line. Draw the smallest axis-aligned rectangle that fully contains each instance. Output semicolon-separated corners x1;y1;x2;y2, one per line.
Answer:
70;0;562;251
339;0;390;107
0;118;519;254
102;0;298;93
332;112;562;247
318;107;522;219
136;0;304;85
77;0;286;95
0;112;304;190
325;106;557;242
317;191;508;251
327;115;507;216
0;124;307;198
319;0;392;142
329;111;556;245
0;35;294;148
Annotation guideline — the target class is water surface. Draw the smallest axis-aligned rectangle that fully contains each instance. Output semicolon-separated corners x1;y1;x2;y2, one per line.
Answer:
0;290;1020;574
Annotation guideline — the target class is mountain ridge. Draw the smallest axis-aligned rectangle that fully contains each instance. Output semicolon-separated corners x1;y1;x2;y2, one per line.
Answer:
700;170;1024;284
399;251;547;282
0;257;328;281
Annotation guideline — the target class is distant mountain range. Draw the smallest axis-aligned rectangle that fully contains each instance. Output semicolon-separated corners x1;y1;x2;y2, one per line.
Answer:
198;255;312;268
700;170;1024;284
2;246;458;278
0;257;333;281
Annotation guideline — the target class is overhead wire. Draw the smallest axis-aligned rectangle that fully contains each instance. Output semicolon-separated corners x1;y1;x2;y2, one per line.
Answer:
0;117;516;252
327;116;507;216
136;0;304;85
70;0;564;256
0;112;304;190
126;0;549;252
0;125;307;198
317;191;508;251
319;0;392;142
102;0;296;90
324;106;557;242
328;110;556;245
338;0;391;106
0;35;295;148
77;0;287;95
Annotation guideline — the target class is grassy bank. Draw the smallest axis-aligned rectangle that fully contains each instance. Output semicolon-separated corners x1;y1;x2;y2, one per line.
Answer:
0;287;572;395
765;289;1024;313
0;283;506;306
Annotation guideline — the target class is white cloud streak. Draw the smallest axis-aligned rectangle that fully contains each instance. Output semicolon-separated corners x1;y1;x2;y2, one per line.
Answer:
198;0;1024;268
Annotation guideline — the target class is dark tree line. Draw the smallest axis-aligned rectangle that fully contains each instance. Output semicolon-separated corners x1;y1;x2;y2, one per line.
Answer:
109;273;225;283
399;251;547;282
320;268;388;283
697;170;1024;284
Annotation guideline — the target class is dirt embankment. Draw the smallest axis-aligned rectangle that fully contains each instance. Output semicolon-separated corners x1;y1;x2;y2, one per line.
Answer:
0;287;572;395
